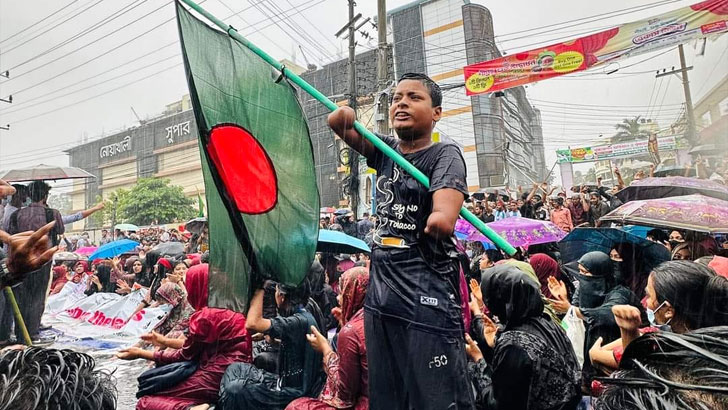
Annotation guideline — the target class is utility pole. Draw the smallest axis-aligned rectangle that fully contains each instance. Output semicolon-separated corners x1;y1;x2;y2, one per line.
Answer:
655;44;696;144
375;0;390;136
347;0;360;217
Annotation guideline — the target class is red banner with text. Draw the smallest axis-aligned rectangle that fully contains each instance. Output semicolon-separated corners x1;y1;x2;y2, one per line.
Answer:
464;0;728;95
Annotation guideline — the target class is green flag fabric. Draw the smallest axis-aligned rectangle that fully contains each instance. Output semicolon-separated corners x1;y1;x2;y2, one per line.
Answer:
176;3;320;311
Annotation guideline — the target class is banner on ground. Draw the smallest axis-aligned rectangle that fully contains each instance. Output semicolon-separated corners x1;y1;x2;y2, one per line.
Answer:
464;0;728;95
176;2;320;312
46;286;170;339
555;135;687;163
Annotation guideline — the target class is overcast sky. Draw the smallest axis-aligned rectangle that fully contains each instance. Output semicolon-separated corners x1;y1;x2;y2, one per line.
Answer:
0;0;726;189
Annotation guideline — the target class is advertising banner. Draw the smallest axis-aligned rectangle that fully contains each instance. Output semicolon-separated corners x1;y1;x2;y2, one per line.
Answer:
464;0;728;95
556;135;685;163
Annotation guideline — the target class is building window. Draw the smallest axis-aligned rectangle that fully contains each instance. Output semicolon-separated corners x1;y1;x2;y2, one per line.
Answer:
701;111;712;127
719;96;728;117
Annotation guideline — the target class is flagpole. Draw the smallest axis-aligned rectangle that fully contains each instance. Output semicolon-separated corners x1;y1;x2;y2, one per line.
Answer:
3;287;32;345
176;0;517;255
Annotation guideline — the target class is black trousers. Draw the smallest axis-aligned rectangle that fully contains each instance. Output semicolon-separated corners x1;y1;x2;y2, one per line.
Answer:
0;263;50;340
364;312;475;410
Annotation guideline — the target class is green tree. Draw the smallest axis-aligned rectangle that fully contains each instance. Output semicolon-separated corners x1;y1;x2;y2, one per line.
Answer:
47;193;72;215
116;178;196;226
89;189;129;228
611;116;647;144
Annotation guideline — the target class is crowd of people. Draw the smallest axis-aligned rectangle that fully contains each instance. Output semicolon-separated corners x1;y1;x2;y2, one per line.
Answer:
0;73;726;410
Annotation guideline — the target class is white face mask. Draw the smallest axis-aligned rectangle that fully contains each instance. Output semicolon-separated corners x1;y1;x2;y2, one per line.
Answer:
646;300;670;326
23;198;32;207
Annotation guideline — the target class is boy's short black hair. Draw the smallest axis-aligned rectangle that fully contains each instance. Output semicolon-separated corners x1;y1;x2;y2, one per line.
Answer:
397;73;442;107
27;181;51;203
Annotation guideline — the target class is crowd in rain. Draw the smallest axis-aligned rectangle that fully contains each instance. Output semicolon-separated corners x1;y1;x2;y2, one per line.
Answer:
0;73;727;410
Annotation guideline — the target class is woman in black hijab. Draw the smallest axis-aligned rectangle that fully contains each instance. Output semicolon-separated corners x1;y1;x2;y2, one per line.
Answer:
547;251;644;394
466;265;581;410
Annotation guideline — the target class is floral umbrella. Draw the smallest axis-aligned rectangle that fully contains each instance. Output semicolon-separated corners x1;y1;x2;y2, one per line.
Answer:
600;194;728;234
456;217;566;247
616;176;728;202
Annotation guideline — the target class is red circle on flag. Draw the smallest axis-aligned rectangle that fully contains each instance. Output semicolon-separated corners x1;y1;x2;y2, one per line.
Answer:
208;124;278;214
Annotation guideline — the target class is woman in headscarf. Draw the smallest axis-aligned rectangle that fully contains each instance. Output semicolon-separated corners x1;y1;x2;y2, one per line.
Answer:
671;242;693;261
85;264;116;295
307;259;339;331
286;267;370;410
465;265;581;410
50;264;69;295
139;281;195;349
547;251;644;394
117;264;252;410
529;253;565;300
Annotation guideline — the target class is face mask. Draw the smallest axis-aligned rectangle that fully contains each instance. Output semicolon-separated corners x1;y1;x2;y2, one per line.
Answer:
23;198;31;207
646;300;670;326
466;250;473;258
575;273;609;309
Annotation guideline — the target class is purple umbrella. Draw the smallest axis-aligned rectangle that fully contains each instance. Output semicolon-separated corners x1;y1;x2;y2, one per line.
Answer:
600;194;728;234
616;176;728;202
456;217;566;247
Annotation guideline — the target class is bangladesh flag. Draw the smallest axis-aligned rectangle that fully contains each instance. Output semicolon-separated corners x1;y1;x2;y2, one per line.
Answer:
176;3;320;311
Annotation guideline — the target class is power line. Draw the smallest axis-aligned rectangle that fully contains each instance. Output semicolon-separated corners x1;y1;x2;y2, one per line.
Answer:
1;0;106;55
495;0;680;41
3;0;153;73
1;53;181;117
0;43;178;113
0;0;82;45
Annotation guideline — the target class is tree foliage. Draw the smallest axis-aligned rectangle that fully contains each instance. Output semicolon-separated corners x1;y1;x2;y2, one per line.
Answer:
90;179;196;227
89;189;129;228
611;116;647;144
116;178;196;226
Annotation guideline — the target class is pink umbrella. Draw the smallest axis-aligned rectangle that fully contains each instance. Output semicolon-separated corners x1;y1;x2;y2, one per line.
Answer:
456;217;566;247
75;246;98;256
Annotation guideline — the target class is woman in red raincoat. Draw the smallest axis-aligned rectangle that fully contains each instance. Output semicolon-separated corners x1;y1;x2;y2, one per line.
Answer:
117;264;252;410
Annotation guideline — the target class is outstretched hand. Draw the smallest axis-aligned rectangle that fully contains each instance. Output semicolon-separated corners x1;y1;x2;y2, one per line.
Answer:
469;279;483;306
0;180;15;197
464;333;484;362
0;221;57;284
306;325;332;356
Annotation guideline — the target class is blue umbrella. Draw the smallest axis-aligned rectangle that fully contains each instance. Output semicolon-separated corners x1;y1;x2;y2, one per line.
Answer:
559;227;670;270
89;239;139;260
318;229;370;254
620;225;652;239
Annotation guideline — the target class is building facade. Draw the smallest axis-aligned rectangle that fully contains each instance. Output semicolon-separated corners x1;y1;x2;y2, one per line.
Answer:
66;97;203;231
388;0;546;191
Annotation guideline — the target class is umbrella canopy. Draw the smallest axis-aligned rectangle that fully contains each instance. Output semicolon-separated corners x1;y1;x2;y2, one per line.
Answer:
53;251;83;262
88;239;139;260
653;165;694;178
601;194;728;234
616;176;728;202
74;246;98;256
559;227;671;268
0;164;95;182
317;229;370;254
457;217;566;248
114;223;140;232
152;241;186;257
334;208;351;216
184;217;207;234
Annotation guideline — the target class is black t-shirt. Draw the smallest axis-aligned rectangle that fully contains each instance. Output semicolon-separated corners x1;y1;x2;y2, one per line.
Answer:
365;135;469;332
367;135;468;259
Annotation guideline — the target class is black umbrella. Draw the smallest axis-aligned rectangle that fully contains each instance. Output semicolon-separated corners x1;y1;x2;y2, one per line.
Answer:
616;176;728;203
184;217;207;234
152;241;186;257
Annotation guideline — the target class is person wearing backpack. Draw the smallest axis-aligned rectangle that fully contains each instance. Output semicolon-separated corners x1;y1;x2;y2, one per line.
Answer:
3;181;63;343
